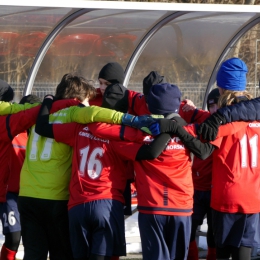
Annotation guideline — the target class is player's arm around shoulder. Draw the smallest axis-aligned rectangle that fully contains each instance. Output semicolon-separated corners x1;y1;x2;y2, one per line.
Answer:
88;122;146;143
216;121;249;138
65;105;124;125
179;100;210;124
0;101;39;115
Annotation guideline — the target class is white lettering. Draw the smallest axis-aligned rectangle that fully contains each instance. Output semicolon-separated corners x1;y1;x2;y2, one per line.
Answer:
78;131;109;144
166;144;185;150
170;137;181;143
249;123;260;128
143;136;153;142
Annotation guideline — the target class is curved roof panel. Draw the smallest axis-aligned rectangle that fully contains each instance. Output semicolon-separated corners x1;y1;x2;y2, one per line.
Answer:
0;5;72;100
127;11;258;106
33;9;169;91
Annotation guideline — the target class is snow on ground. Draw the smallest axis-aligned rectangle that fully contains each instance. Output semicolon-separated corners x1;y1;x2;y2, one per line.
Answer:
125;207;208;253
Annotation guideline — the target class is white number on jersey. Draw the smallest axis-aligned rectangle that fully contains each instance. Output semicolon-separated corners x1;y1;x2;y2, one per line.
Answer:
29;128;54;161
29;120;62;161
79;146;103;179
240;134;258;168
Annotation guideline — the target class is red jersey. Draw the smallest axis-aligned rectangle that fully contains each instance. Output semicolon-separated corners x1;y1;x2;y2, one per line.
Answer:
52;123;143;210
89;88;150;116
210;121;260;213
127;90;150;116
0;108;42;202
179;103;210;124
180;106;212;191
8;131;27;193
133;136;193;216
84;123;194;216
89;88;103;106
191;155;213;191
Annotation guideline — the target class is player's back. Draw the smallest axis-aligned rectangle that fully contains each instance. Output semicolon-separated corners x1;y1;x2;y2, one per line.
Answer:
211;121;260;213
181;106;213;191
134;135;193;216
52;123;139;210
127;90;150;116
20;107;79;200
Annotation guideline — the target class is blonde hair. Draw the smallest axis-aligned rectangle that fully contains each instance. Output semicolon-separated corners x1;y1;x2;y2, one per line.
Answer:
218;90;252;108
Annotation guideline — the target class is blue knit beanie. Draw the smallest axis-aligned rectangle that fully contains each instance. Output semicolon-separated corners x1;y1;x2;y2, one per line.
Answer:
216;57;248;91
147;83;181;115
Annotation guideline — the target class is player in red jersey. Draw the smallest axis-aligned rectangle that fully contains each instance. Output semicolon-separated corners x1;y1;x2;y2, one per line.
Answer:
35;93;172;260
181;89;219;260
129;82;200;260
149;58;259;260
0;95;42;260
101;82;135;217
206;58;257;260
0;80;15;260
0;80;14;207
93;67;167;216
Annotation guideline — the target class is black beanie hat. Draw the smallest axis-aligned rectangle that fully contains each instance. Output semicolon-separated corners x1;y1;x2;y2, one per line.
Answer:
101;83;129;113
207;88;220;111
147;83;181;116
0;79;14;102
98;62;125;84
143;71;166;96
19;94;42;104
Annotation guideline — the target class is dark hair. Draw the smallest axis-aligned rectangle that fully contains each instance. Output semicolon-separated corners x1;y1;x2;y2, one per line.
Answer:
0;79;14;102
55;73;96;101
206;88;220;111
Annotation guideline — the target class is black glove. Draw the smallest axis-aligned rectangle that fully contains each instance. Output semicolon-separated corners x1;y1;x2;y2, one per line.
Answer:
197;111;226;141
171;116;187;127
149;119;179;135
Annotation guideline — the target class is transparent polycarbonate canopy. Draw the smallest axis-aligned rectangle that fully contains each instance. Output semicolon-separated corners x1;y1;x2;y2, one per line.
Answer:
0;1;259;108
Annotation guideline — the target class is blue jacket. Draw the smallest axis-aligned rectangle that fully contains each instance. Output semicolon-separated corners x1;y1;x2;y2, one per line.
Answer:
218;97;260;122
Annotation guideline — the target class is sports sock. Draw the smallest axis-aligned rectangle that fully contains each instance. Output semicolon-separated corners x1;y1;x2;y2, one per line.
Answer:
0;244;16;260
207;247;216;260
187;240;199;260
